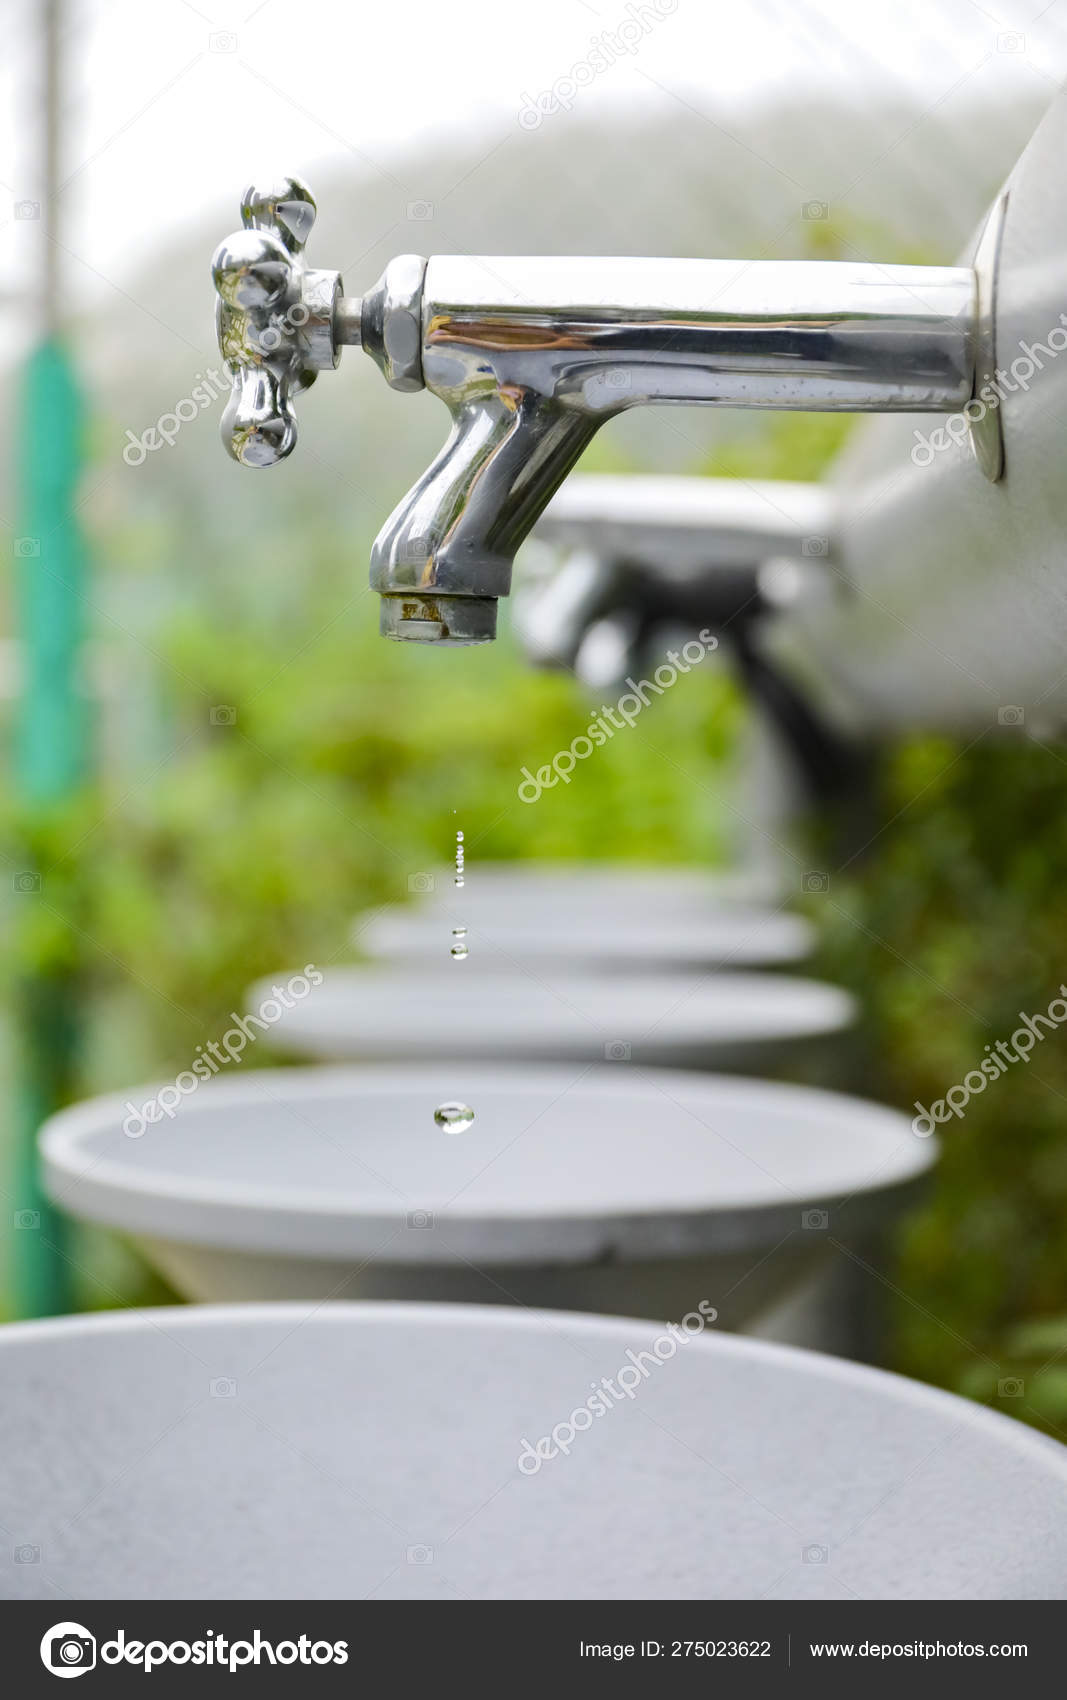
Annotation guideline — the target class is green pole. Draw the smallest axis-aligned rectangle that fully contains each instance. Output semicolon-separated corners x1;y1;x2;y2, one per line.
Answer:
11;340;87;1318
16;342;88;797
10;0;82;1318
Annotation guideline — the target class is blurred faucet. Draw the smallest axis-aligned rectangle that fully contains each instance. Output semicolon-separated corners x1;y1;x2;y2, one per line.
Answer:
516;474;834;679
211;177;984;647
516;472;866;807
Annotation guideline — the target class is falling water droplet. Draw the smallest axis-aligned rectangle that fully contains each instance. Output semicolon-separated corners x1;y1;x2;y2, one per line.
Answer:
434;1101;474;1134
454;876;464;887
450;941;469;960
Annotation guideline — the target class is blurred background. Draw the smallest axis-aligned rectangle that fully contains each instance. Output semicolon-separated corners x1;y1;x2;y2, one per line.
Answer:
2;0;1067;1432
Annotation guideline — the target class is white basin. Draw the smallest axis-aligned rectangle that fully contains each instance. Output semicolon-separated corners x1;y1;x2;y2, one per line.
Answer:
246;968;856;1069
41;1066;934;1326
2;1303;1064;1599
412;861;785;919
356;902;813;972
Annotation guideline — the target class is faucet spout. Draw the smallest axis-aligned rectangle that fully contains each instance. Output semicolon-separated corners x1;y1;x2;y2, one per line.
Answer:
372;392;598;644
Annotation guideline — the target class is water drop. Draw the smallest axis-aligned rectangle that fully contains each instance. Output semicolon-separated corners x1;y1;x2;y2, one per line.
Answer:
435;1101;474;1134
454;876;464;887
450;942;469;959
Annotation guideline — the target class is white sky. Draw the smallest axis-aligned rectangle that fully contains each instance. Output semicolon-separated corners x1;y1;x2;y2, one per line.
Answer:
0;0;1064;353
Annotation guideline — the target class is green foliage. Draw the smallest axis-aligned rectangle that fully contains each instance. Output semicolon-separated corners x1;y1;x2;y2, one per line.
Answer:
811;736;1067;1441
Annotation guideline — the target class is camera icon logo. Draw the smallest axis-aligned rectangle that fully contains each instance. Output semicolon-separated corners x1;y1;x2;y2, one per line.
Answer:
801;535;829;557
14;1543;41;1563
996;31;1025;53
604;1040;631;1061
397;538;431;564
14;536;41;557
406;1544;434;1563
802;1208;829;1231
802;870;829;895
14;200;41;220
407;200;434;220
14;1209;40;1230
40;1622;96;1678
14;871;41;893
802;1543;829;1564
408;871;435;894
997;704;1024;726
605;370;632;390
210;704;237;726
209;1377;237;1398
802;200;829;220
998;1376;1025;1398
407;1209;435;1229
209;30;238;52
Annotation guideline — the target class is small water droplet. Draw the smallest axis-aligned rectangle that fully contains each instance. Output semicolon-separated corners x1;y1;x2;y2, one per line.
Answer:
454;876;464;887
450;942;468;960
457;831;464;841
435;1101;474;1134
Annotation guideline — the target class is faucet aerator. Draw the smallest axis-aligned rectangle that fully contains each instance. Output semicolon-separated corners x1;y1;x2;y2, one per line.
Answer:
378;594;498;646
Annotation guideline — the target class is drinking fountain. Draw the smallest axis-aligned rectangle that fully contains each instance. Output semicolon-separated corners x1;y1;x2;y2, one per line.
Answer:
3;1303;1065;1600
41;1065;932;1353
210;178;994;647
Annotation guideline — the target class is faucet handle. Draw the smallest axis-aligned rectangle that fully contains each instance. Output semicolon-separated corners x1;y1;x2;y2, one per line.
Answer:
211;176;346;467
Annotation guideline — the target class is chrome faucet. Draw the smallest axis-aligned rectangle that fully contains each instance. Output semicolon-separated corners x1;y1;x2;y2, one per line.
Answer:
211;176;988;647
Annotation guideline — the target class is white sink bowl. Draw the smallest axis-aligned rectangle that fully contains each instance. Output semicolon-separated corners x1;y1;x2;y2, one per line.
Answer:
412;861;785;920
246;968;855;1069
41;1066;934;1326
356;902;813;972
2;1303;1064;1599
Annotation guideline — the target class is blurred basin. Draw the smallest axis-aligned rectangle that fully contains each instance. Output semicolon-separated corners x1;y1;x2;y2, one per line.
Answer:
411;861;786;919
245;968;855;1070
2;1303;1064;1600
356;902;813;972
41;1066;934;1324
